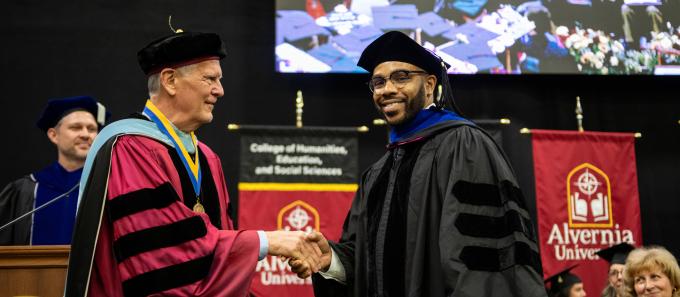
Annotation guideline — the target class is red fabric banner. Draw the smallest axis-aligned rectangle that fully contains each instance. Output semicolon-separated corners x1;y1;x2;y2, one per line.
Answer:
237;132;358;296
531;130;642;296
239;187;354;296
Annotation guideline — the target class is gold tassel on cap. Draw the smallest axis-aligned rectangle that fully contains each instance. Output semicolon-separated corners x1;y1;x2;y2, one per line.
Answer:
168;15;184;33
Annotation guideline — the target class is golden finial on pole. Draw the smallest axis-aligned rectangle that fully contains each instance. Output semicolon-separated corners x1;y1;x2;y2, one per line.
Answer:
296;90;304;128
575;96;584;132
373;119;386;126
168;15;184;33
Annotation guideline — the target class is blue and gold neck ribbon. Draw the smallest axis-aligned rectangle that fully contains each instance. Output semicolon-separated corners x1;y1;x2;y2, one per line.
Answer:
142;100;202;198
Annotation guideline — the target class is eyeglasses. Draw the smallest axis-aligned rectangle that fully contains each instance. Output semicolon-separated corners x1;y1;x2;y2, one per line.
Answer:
609;269;625;277
367;70;429;93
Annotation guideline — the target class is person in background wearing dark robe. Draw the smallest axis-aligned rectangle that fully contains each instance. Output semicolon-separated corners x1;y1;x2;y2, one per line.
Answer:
545;266;588;297
291;30;546;296
0;96;108;245
63;30;324;297
596;243;636;297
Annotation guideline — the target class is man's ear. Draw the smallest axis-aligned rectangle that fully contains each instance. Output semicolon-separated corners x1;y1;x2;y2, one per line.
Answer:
159;68;178;96
425;75;437;100
47;127;58;145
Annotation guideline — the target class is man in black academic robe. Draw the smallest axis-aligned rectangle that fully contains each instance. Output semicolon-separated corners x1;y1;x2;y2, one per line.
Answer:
291;31;547;297
0;96;108;245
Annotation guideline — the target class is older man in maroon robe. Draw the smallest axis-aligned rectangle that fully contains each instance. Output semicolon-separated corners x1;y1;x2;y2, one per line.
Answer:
64;31;322;296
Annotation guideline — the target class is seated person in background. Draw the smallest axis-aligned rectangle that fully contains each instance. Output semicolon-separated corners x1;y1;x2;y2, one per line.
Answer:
0;96;108;245
596;242;635;297
545;266;588;297
624;246;680;297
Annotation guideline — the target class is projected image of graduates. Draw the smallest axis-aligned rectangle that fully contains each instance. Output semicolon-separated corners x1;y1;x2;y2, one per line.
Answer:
275;0;680;74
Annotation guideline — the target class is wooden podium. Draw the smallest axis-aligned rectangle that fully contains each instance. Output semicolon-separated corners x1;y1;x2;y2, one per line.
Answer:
0;245;70;297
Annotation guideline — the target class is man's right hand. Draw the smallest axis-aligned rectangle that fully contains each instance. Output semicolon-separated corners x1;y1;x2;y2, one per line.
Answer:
289;231;332;278
264;230;323;275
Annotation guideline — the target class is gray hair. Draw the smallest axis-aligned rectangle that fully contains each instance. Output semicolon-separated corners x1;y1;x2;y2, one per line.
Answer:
147;64;198;96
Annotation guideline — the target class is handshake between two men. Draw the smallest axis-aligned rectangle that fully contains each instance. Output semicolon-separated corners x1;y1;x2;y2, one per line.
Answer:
264;230;333;278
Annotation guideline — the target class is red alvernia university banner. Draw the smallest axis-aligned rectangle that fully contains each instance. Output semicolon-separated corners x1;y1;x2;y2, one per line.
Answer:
531;130;642;296
237;127;358;297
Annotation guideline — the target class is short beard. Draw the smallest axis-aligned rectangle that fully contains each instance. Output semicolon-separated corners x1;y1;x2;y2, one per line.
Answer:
390;84;427;126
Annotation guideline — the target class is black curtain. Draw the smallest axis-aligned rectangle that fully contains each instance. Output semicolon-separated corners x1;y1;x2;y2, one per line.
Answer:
1;0;678;257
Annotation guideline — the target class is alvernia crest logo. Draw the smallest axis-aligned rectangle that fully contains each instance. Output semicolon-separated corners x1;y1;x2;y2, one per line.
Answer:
568;163;612;228
277;200;319;233
547;163;635;260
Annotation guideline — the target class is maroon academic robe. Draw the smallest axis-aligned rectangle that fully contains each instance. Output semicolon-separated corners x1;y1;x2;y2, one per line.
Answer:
85;134;259;296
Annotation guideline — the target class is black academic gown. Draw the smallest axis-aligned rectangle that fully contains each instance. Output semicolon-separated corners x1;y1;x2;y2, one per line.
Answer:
0;176;36;245
312;120;546;297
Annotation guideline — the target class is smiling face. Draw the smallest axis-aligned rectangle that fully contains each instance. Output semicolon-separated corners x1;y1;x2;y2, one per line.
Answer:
47;110;98;164
371;61;436;126
634;266;674;297
170;59;224;131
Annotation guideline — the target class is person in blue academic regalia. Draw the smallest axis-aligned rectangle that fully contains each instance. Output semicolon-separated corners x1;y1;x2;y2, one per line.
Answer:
0;96;109;245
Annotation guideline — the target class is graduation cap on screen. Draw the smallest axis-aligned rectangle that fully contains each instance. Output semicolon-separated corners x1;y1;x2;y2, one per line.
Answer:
439;42;502;71
137;31;226;75
440;23;502;71
372;4;419;30
307;44;364;72
357;31;462;114
417;12;455;37
333;25;383;55
451;0;490;17
545;265;582;294
277;10;330;43
36;96;109;132
442;22;499;43
596;243;636;265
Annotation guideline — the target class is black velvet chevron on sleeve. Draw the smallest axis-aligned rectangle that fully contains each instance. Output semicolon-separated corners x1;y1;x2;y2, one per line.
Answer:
452;180;542;275
112;216;207;262
122;254;214;297
107;183;178;222
108;183;214;296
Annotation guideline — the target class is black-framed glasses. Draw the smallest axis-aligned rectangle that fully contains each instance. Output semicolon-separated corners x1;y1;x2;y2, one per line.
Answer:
609;269;625;277
367;70;428;93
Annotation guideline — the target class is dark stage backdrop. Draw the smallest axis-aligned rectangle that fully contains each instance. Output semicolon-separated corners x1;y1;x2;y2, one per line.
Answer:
2;1;679;258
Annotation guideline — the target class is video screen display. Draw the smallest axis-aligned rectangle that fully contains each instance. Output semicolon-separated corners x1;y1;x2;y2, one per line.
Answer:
276;0;680;74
